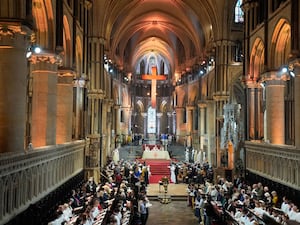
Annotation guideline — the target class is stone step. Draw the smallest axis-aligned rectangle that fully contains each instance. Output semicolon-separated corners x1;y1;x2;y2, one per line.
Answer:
147;195;187;201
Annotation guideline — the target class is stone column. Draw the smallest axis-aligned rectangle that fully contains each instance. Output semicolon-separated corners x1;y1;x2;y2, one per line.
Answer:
30;53;60;147
206;100;216;166
263;71;287;144
198;103;207;150
289;59;300;147
141;113;147;138
73;78;86;139
156;112;162;136
167;112;172;134
101;100;108;166
172;111;176;135
85;36;105;181
122;106;131;136
213;95;228;167
247;81;256;140
175;107;184;142
186;106;194;134
114;104;121;136
56;69;74;144
0;24;32;152
186;106;194;147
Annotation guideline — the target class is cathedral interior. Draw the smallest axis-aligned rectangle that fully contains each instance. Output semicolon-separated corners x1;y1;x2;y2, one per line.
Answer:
1;0;300;224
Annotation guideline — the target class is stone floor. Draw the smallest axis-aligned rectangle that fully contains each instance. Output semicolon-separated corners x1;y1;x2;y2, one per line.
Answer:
146;201;200;225
145;183;201;225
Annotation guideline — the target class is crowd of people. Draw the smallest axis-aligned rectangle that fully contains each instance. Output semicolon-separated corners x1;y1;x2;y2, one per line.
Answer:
186;172;300;225
46;145;300;225
47;158;152;225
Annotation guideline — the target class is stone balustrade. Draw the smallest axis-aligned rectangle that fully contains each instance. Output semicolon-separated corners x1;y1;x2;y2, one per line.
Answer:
245;141;300;190
0;140;85;225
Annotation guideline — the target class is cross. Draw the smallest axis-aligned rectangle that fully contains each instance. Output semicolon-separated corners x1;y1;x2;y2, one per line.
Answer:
142;66;166;108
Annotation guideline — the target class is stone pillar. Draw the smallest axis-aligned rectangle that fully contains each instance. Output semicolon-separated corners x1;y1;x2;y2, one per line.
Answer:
73;78;86;139
213;95;228;167
172;111;176;135
56;69;74;144
247;81;256;139
206;100;216;166
122;106;131;136
246;81;264;140
30;53;60;147
186;106;194;134
101;100;108;166
175;107;184;141
263;72;287;144
141;113;147;138
198;103;207;150
156;112;162;136
85;36;105;181
186;106;194;147
289;59;300;147
0;24;32;153
114;105;121;136
167;112;172;134
128;108;132;135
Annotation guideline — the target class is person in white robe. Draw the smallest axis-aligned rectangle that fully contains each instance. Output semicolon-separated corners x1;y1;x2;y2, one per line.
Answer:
170;164;176;183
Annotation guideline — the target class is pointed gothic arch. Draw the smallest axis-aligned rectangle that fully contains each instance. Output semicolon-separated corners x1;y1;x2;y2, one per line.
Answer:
249;38;265;80
270;18;291;68
63;15;72;68
32;0;54;48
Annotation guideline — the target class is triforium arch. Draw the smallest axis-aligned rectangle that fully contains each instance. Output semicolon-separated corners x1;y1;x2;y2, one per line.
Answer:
249;38;265;80
270;18;291;69
75;36;83;75
32;0;54;48
63;15;72;67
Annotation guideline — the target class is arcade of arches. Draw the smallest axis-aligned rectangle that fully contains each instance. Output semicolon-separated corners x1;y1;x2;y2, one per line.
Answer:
1;0;300;224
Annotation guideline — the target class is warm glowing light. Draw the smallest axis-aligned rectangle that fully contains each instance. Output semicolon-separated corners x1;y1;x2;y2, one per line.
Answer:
142;67;166;108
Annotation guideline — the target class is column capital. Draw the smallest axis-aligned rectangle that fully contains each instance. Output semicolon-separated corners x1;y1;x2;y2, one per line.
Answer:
87;89;105;99
213;39;236;47
175;106;185;111
0;23;33;48
104;98;114;107
289;57;300;75
245;80;262;88
186;105;195;110
213;94;229;102
261;70;290;83
29;52;63;65
114;104;121;109
156;113;163;118
121;105;131;111
73;78;87;88
58;69;75;84
89;36;106;44
197;101;207;108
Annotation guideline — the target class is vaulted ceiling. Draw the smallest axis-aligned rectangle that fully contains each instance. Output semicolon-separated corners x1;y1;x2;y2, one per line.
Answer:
94;0;236;79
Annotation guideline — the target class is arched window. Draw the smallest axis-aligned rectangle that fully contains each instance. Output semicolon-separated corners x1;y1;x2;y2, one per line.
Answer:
140;60;145;75
234;0;244;23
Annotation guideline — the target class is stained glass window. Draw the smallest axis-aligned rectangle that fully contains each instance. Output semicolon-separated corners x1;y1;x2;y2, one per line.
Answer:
235;0;244;23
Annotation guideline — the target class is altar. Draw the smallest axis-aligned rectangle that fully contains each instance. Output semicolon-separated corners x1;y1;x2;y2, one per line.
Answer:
142;150;170;160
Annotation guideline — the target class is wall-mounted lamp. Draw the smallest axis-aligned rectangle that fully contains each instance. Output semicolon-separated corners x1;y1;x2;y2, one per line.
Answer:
26;45;42;58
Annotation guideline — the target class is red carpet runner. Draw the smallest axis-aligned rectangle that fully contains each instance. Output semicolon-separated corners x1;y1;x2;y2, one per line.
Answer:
144;159;171;183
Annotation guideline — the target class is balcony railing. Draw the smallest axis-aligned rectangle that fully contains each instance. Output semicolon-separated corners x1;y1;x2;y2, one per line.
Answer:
245;141;300;190
0;140;85;225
